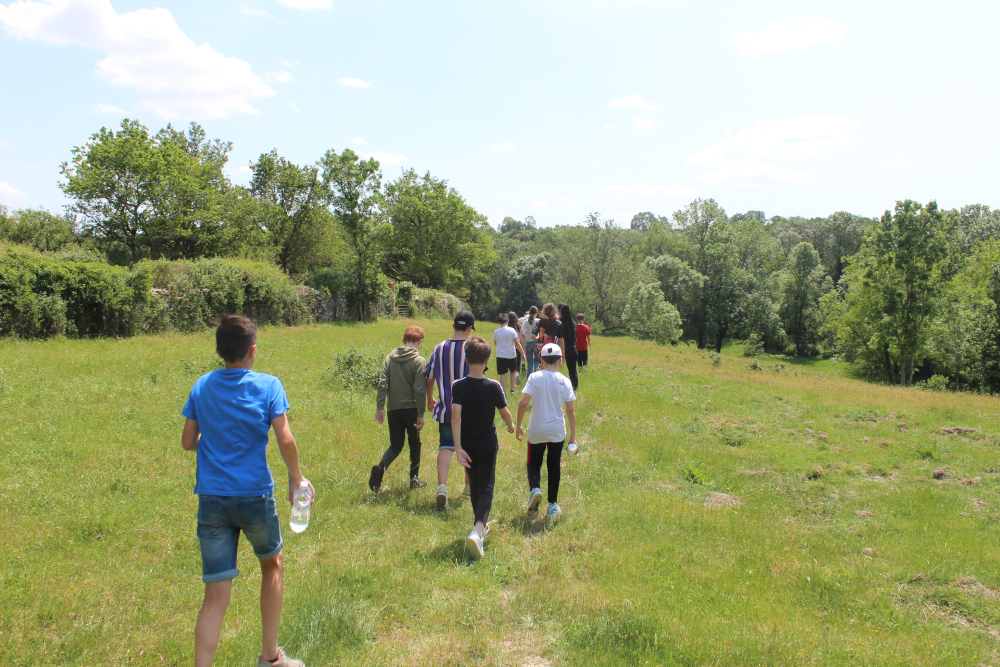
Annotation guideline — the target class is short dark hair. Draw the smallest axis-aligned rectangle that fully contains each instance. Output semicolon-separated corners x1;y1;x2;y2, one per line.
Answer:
576;313;585;322
541;354;562;365
464;335;492;365
216;315;257;362
497;312;509;324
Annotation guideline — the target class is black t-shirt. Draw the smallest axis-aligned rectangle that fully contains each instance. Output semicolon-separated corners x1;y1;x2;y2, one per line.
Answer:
451;376;507;445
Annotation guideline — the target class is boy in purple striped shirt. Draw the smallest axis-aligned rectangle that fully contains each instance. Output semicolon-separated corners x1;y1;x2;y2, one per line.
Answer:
425;309;475;509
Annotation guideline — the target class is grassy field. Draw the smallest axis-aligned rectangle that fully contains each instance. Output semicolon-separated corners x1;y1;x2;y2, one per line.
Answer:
4;320;1000;666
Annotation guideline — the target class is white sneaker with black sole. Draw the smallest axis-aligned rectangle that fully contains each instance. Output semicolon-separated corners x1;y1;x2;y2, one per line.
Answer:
466;529;484;559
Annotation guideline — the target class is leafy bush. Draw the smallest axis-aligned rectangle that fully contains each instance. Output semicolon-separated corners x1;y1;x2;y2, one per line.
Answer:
324;347;382;390
742;333;764;357
622;282;681;345
917;374;950;391
396;281;414;303
678;461;710;485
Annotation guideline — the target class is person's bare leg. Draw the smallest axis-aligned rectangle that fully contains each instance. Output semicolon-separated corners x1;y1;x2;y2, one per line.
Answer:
259;553;283;661
475;520;486;538
437;448;453;486
195;580;232;667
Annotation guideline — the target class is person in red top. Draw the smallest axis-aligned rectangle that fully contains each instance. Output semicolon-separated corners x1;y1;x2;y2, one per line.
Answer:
575;313;592;368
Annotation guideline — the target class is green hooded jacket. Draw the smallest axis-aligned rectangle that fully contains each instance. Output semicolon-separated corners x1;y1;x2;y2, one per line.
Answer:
376;346;427;416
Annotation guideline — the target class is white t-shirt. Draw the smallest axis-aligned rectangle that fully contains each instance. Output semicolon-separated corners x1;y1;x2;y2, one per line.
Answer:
493;326;519;359
523;369;576;443
518;316;533;345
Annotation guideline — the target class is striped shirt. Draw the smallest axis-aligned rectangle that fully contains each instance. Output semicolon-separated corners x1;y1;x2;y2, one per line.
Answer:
424;338;470;423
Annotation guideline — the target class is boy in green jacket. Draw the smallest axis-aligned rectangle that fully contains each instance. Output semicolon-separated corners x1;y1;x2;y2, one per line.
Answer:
370;325;428;491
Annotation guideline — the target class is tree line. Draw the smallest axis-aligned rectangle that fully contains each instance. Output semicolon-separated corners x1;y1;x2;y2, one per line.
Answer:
3;118;1000;391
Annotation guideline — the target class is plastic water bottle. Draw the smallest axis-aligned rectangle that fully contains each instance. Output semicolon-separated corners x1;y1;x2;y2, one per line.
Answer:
289;480;312;533
567;441;579;456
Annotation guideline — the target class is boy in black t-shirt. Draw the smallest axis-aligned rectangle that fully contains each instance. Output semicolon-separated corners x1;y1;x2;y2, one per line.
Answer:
452;335;515;559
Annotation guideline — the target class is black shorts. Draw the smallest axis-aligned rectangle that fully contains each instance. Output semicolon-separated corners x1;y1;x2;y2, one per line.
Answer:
496;356;518;374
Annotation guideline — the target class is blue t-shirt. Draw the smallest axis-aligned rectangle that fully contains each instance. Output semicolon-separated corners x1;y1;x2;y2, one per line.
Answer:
182;368;290;496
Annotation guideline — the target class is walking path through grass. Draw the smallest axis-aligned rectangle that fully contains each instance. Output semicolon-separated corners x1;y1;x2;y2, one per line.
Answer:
4;321;1000;665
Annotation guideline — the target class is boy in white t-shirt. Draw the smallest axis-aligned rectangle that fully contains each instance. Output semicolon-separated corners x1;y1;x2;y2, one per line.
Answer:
515;342;576;517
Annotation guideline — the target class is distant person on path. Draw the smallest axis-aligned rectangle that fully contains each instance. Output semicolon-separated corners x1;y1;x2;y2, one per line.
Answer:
520;306;539;376
181;315;312;667
559;303;579;391
452;335;515;559
425;310;475;509
493;312;526;394
575;313;592;369
508;311;524;379
370;325;427;492
516;342;576;518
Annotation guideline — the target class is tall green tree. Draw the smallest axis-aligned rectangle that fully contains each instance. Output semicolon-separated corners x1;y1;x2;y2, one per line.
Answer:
382;169;497;298
320;148;386;319
778;242;826;355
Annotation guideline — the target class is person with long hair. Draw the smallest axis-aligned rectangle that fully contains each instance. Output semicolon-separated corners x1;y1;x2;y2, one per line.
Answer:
520;306;539;376
558;303;578;391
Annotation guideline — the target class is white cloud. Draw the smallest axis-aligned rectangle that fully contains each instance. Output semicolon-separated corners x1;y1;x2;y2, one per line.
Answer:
686;115;859;184
275;0;332;9
610;94;658;111
632;117;654;129
287;102;300;113
360;151;408;166
90;102;126;114
0;0;274;119
269;71;294;83
491;142;514;152
337;76;371;88
532;197;577;210
279;59;300;68
603;124;614;129
0;182;26;203
730;17;843;58
351;136;367;145
237;5;271;17
0;139;9;148
595;183;698;199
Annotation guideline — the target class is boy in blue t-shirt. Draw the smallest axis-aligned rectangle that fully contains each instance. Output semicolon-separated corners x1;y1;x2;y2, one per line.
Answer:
182;315;312;667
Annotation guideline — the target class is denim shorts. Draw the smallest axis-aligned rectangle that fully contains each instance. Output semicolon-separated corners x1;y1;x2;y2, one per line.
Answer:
438;422;455;450
197;494;283;583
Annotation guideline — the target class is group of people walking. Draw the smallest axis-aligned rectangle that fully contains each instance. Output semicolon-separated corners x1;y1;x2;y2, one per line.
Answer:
370;304;591;560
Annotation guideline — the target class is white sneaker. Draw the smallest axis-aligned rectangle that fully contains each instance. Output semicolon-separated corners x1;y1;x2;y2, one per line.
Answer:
466;529;484;559
461;484;471;498
436;484;449;510
527;488;543;512
546;502;561;517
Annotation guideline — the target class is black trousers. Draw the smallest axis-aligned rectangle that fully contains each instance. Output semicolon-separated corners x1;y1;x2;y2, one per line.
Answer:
577;349;588;367
527;441;564;504
378;408;421;479
565;348;578;390
466;440;498;525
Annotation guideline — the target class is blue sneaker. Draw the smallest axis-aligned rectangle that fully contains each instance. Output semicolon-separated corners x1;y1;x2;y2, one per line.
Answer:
546;502;561;517
527;488;543;512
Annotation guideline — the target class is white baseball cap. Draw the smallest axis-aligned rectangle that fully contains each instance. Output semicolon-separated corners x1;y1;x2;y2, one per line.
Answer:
540;342;562;356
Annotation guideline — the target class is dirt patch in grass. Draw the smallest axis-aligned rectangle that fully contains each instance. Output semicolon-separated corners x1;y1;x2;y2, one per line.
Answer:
704;492;742;508
940;426;979;436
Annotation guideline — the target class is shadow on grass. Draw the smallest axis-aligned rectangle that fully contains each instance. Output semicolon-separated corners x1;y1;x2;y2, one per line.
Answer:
424;538;470;563
510;510;552;536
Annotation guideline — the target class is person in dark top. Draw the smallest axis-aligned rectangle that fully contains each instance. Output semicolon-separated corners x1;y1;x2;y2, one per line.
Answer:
559;303;578;391
452;335;515;560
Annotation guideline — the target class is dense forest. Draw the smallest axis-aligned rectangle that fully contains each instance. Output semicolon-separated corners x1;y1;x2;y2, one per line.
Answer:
3;118;1000;392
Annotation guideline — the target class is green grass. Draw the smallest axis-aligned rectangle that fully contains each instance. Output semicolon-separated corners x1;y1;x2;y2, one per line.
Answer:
4;321;1000;665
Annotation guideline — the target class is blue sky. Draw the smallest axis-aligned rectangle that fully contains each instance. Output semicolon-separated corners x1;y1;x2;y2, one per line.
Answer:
1;0;997;228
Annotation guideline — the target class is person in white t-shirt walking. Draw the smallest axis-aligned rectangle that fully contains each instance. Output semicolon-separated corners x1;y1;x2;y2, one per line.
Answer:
515;342;577;517
492;312;526;395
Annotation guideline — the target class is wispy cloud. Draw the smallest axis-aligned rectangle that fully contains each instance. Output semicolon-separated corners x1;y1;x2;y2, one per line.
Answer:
90;103;127;114
351;136;367;145
686;115;859;184
0;0;274;119
287;102;300;113
0;182;25;203
610;94;658;111
337;76;371;88
237;5;271;17
360;151;408;166
730;17;843;58
269;71;293;83
279;59;300;68
632;118;654;129
595;183;697;199
275;0;332;9
491;142;514;152
532;197;577;210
